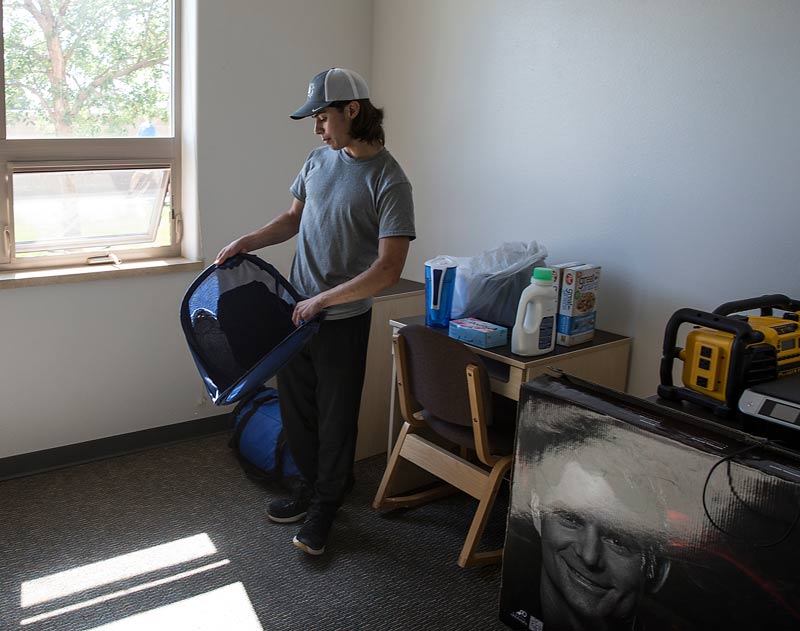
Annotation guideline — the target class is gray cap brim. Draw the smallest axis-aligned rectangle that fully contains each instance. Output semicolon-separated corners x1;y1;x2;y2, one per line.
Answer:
289;100;331;120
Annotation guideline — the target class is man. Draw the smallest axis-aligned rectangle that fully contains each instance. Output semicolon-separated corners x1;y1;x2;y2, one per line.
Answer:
531;459;671;631
215;68;415;556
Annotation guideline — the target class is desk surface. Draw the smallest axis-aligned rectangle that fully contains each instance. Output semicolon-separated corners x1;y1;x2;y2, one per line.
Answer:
649;395;800;452
376;278;424;300
385;314;633;477
390;314;630;369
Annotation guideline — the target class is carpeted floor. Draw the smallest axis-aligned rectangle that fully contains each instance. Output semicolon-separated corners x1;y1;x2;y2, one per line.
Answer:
0;433;509;630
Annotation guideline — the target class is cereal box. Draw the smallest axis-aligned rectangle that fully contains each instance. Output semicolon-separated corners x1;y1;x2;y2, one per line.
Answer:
448;317;508;349
550;261;583;310
556;264;600;346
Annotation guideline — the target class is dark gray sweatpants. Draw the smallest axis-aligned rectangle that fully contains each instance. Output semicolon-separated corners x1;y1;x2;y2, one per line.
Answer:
276;309;372;513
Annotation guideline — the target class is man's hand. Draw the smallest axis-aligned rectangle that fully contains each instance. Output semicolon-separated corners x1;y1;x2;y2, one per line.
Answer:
293;236;410;324
214;238;248;265
292;294;329;326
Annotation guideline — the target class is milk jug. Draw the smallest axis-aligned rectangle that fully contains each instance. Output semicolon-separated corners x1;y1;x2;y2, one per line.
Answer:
511;267;556;356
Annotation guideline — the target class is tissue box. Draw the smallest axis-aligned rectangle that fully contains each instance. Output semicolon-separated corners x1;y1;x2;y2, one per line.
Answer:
448;317;508;349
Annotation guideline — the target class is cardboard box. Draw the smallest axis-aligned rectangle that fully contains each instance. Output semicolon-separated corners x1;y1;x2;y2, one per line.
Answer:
448;317;508;349
500;374;800;631
550;261;583;312
557;263;601;346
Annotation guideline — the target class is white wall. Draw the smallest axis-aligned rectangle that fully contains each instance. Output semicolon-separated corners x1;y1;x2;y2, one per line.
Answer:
373;0;800;396
195;0;373;280
0;0;373;459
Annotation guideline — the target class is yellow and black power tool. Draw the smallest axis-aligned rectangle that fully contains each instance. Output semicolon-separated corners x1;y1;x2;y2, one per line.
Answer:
658;294;800;416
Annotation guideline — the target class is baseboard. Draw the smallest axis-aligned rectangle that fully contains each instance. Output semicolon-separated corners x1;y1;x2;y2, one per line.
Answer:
0;414;232;482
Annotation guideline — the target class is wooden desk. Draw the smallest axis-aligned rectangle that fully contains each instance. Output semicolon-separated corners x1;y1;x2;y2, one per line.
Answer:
355;280;425;460
386;315;631;456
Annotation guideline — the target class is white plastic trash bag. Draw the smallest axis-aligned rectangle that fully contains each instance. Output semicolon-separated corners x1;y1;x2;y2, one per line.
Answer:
450;241;547;328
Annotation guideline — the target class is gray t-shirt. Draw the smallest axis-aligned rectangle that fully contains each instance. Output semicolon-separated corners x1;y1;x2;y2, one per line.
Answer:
289;146;416;320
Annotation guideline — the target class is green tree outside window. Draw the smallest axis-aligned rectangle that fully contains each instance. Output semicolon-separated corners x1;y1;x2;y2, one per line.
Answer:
4;0;171;138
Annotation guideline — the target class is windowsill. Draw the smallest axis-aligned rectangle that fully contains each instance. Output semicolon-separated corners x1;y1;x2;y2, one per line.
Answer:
0;256;205;289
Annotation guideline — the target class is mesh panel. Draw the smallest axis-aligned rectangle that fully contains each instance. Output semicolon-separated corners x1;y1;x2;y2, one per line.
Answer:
181;254;322;405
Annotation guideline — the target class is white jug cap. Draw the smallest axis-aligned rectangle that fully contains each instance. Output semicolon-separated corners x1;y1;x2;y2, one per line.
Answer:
424;255;458;269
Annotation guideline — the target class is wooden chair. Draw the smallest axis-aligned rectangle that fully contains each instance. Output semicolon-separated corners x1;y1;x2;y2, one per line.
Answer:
373;324;515;568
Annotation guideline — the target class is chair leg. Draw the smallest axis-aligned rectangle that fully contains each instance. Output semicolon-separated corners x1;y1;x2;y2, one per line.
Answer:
373;422;412;510
377;484;459;509
374;423;459;510
457;455;513;568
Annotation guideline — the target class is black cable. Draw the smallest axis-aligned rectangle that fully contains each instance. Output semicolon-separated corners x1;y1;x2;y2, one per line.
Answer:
702;439;800;548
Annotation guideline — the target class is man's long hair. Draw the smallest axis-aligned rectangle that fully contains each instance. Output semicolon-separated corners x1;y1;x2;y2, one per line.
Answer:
331;99;385;146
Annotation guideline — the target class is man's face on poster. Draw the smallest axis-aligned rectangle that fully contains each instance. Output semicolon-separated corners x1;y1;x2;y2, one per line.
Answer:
535;461;664;630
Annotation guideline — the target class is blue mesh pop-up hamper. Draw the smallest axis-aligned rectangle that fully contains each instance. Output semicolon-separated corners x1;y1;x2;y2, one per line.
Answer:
180;254;323;406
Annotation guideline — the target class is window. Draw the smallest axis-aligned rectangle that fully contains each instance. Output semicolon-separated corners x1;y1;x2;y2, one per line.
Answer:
0;0;180;272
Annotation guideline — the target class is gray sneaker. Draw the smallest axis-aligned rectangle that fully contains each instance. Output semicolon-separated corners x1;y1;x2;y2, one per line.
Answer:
267;480;312;523
267;497;309;523
292;511;334;556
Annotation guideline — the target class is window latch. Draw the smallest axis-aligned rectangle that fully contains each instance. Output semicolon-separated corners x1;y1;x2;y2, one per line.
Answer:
87;253;122;266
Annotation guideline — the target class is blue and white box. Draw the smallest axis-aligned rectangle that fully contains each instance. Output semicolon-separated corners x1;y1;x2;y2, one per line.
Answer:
448;317;508;349
556;264;601;346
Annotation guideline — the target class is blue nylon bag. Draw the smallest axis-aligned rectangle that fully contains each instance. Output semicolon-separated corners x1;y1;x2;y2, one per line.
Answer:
230;387;300;482
180;254;323;406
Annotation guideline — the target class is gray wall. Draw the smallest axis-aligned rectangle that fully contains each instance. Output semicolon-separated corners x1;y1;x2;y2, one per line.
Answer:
4;0;799;459
373;0;800;395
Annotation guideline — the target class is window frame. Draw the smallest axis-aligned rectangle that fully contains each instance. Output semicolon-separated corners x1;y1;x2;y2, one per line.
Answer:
0;0;182;272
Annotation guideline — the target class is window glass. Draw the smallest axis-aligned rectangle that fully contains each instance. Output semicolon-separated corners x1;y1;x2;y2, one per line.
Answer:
13;168;171;257
3;0;172;139
0;0;180;271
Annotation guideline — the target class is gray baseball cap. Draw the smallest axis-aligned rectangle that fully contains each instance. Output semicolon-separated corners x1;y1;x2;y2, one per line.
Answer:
290;68;370;120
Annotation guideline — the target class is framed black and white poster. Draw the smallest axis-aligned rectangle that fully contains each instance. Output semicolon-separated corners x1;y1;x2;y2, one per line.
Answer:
500;376;800;631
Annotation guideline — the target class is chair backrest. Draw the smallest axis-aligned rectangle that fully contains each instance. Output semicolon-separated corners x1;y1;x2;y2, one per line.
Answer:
399;324;493;428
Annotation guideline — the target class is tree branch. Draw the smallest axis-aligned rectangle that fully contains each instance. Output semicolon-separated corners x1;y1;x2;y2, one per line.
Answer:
8;78;55;119
68;54;167;118
23;0;51;35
